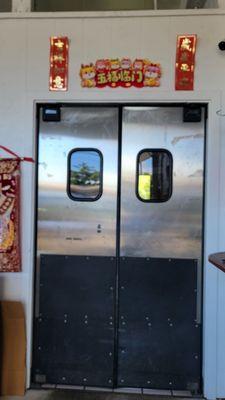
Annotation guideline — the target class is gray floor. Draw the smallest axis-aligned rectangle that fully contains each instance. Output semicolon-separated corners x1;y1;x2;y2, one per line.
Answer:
0;390;195;400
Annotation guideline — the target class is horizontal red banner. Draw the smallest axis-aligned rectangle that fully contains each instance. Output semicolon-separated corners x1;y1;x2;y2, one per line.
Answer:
175;35;197;91
80;58;161;88
49;36;69;91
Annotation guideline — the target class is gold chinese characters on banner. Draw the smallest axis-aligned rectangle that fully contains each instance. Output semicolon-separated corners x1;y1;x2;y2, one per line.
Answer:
49;36;69;91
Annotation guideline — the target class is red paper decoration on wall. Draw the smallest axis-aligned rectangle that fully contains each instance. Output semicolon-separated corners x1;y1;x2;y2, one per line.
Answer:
49;36;69;91
0;159;21;272
80;58;161;88
175;35;197;91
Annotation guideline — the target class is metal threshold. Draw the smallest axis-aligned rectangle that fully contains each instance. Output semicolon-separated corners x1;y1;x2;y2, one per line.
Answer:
40;384;203;397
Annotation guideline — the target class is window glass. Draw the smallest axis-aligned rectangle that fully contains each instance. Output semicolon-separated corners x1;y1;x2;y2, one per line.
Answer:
33;0;217;11
137;149;172;202
33;0;154;11
68;149;103;201
157;0;217;9
0;0;11;12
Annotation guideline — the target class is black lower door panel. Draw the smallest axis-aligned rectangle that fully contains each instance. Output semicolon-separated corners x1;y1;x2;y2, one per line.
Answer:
117;257;201;391
32;254;116;387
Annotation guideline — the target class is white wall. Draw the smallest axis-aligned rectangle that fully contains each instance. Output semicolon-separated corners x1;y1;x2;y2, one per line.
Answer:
0;9;225;399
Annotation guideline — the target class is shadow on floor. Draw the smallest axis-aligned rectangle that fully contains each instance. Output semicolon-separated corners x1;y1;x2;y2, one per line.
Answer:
0;389;181;400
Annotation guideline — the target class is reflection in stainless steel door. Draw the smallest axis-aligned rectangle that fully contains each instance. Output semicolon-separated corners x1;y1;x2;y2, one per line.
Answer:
120;106;204;259
37;107;119;257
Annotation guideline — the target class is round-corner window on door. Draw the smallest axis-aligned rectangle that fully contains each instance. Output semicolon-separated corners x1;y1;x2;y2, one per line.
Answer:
136;148;173;202
67;148;103;201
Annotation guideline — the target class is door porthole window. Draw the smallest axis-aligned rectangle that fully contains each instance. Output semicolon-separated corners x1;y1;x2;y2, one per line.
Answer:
67;148;103;201
136;149;173;202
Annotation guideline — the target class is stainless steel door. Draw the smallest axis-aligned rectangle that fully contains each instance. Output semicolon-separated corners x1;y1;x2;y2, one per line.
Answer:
118;106;205;391
37;106;119;257
34;106;119;388
120;106;204;259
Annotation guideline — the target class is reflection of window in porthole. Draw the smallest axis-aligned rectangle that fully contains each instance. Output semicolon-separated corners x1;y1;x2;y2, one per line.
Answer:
68;148;103;202
137;149;173;203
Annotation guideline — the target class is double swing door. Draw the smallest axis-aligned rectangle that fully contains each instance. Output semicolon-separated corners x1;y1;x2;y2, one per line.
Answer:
33;105;205;391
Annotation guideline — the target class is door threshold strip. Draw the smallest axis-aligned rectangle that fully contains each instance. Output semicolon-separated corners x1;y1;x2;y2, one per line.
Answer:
41;384;202;397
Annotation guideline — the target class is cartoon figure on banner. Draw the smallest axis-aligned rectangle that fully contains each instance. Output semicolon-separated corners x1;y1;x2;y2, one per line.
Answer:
143;63;161;87
80;63;96;88
132;59;144;88
120;58;132;88
109;59;121;88
95;59;110;88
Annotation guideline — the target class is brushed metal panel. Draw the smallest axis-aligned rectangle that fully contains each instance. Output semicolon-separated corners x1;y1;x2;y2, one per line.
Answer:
37;107;118;257
120;106;205;260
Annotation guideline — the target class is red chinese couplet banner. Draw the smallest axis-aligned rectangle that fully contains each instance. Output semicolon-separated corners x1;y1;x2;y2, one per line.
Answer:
80;58;161;88
0;159;21;272
49;36;69;91
175;35;197;90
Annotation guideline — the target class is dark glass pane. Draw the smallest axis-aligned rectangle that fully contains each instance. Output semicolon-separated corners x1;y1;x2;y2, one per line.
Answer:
33;0;218;11
157;0;218;8
157;0;181;9
69;150;102;201
137;150;172;202
0;0;11;12
33;0;154;11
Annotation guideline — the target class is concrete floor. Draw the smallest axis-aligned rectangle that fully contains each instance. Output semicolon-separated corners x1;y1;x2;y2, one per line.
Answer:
0;390;194;400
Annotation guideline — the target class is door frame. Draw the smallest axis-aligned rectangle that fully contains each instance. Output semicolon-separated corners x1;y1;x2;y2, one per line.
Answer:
32;102;208;392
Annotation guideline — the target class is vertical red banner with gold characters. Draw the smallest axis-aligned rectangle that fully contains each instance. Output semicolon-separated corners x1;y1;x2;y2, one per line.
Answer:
49;36;69;91
175;35;197;90
0;159;21;272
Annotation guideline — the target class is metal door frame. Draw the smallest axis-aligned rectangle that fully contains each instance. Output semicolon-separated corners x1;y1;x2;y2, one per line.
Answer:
32;102;207;392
